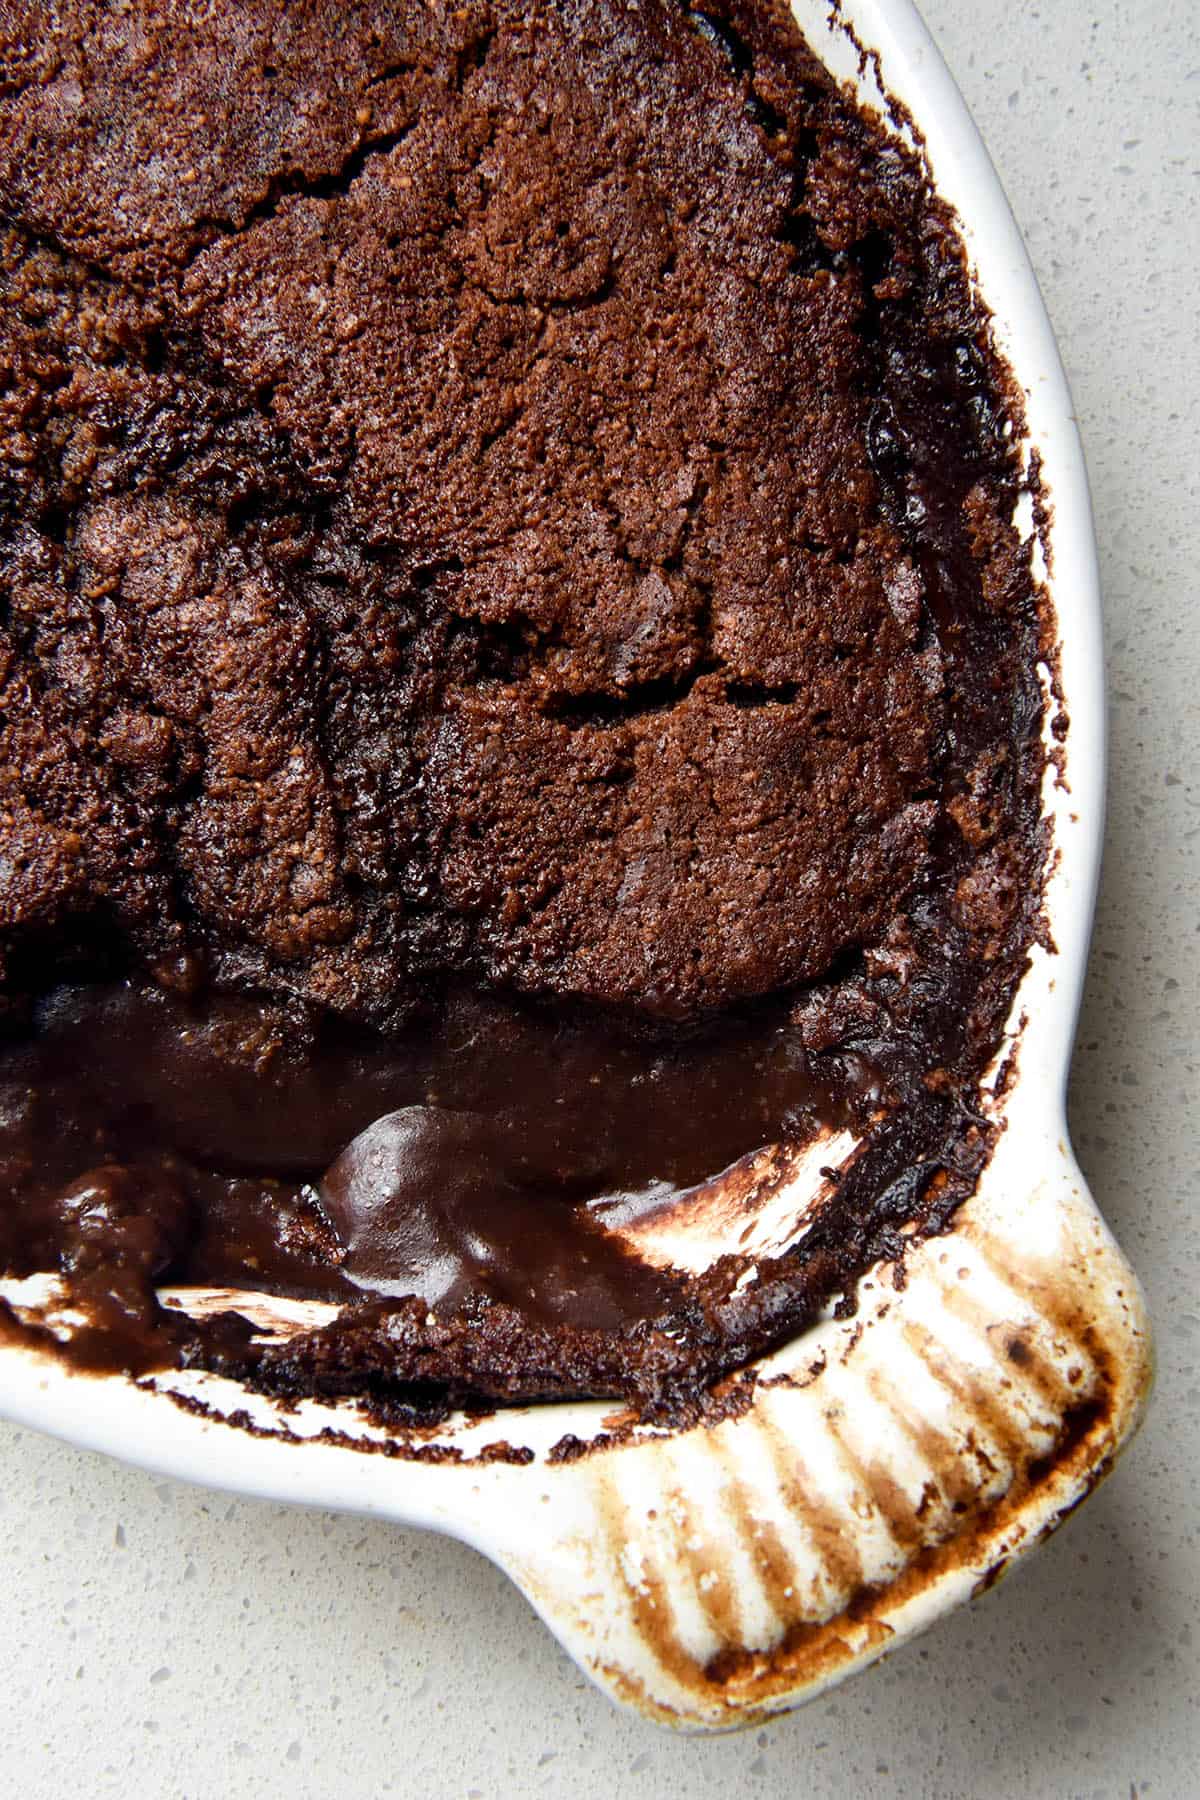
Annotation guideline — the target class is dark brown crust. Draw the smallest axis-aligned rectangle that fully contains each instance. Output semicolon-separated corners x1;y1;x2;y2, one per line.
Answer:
0;0;1026;1024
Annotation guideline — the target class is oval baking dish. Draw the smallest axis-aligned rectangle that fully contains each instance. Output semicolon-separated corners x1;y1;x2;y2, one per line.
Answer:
0;0;1151;1729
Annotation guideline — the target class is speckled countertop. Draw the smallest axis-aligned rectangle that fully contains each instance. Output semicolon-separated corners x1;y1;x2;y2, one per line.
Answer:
1;2;1195;1794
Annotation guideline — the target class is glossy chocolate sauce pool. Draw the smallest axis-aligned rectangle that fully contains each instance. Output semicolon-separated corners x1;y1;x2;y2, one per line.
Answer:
0;0;1050;1418
0;978;868;1326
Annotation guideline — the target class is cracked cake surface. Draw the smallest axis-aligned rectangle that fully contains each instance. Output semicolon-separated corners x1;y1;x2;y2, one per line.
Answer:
0;0;1049;1419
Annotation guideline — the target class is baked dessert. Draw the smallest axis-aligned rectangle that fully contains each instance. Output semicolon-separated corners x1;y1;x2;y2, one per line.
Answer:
0;0;1049;1421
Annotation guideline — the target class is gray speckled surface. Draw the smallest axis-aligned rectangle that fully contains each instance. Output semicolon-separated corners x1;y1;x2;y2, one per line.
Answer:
1;2;1196;1793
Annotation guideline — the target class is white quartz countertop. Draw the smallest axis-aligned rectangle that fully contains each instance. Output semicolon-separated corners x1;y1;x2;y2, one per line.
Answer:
1;2;1196;1793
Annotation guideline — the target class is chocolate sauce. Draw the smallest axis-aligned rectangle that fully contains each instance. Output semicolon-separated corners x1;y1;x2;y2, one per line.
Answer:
0;977;866;1330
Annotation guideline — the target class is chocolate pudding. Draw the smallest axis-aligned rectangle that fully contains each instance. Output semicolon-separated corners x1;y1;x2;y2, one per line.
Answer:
0;0;1050;1421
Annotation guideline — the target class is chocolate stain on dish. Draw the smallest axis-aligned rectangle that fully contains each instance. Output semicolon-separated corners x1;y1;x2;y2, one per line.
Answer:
0;0;1051;1418
545;1223;1139;1726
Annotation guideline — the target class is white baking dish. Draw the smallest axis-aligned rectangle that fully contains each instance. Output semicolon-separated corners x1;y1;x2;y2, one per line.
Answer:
0;0;1151;1729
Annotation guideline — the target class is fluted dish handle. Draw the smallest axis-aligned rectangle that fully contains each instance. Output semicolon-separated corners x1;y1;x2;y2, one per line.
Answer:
472;1141;1150;1727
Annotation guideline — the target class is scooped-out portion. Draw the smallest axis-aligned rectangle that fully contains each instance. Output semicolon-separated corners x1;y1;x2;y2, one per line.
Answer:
0;0;1048;1420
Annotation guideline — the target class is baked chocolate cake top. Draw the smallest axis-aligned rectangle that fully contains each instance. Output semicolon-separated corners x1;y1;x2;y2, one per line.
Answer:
0;0;965;1024
0;0;1049;1420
